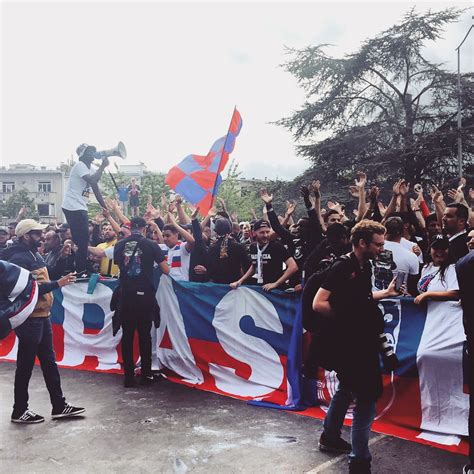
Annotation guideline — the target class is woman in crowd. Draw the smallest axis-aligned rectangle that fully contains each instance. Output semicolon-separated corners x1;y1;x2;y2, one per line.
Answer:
415;234;468;437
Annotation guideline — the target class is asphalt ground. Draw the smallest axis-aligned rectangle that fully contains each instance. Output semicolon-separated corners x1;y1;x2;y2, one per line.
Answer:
0;362;467;473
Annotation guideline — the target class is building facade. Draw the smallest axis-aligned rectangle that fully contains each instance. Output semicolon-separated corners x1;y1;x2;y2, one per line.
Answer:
0;164;65;222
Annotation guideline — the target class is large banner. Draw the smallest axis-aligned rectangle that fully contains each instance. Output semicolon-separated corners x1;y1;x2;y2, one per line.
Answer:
0;276;468;455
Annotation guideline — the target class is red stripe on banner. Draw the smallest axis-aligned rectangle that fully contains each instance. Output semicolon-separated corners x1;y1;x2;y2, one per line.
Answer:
292;374;469;456
83;327;101;335
0;331;16;357
159;328;173;349
162;338;288;406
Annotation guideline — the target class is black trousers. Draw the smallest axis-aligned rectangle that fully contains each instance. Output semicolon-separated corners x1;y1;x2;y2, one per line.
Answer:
467;337;474;466
62;208;90;274
13;317;65;415
121;318;152;379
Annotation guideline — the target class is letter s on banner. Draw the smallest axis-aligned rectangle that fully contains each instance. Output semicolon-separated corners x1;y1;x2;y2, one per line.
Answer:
211;287;284;398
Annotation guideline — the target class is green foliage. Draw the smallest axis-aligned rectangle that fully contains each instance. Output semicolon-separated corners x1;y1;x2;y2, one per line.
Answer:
139;172;170;215
216;161;263;221
0;189;39;220
278;7;474;189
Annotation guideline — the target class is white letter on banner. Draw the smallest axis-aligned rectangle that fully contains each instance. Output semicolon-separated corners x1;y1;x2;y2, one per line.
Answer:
154;275;204;384
211;287;284;397
60;283;121;370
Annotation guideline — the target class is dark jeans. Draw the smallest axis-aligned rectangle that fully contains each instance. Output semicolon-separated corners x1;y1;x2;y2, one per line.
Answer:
121;317;152;379
62;208;90;274
323;381;376;462
13;317;65;415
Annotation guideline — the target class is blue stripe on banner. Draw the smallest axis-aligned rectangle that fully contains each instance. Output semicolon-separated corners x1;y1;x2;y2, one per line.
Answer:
395;297;427;377
171;280;296;355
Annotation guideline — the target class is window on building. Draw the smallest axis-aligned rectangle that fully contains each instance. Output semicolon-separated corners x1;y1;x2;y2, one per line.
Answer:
37;203;50;216
2;182;15;193
38;182;52;193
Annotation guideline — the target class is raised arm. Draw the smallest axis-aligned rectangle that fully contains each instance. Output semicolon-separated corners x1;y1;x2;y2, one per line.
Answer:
175;195;191;225
167;212;195;252
260;188;293;245
382;179;402;223
82;157;109;186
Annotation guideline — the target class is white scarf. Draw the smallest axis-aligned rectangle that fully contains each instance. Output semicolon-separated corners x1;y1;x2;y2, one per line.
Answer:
255;243;269;284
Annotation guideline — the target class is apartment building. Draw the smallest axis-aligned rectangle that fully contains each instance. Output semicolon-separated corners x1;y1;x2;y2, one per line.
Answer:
0;164;65;221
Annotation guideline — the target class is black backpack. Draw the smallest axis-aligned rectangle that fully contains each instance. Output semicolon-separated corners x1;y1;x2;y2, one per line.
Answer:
301;254;350;332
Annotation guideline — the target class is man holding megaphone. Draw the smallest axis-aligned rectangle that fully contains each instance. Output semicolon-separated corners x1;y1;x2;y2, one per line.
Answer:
62;143;110;278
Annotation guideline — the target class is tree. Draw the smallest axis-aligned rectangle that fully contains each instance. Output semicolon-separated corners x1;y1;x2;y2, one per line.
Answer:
0;189;38;220
216;160;263;221
278;8;474;189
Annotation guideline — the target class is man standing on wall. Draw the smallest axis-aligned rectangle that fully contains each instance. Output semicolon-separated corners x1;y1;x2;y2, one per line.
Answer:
62;144;109;277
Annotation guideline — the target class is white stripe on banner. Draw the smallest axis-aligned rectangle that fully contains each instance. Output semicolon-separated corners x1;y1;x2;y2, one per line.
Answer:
9;281;39;329
8;267;30;302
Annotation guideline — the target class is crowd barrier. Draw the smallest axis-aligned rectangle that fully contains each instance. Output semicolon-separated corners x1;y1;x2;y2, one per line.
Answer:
0;274;468;455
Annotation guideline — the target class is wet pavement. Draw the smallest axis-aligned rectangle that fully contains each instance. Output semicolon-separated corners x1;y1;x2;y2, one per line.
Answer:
0;363;467;473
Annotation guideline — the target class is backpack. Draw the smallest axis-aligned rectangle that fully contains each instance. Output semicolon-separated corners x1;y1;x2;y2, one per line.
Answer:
301;254;350;332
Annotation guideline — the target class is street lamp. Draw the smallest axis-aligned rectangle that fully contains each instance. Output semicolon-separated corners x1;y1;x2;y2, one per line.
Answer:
455;17;474;178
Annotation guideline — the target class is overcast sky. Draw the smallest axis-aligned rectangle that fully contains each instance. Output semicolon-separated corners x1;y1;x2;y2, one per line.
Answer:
1;1;472;181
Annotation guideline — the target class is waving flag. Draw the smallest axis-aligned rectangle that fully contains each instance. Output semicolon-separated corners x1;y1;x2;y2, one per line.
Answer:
166;108;243;215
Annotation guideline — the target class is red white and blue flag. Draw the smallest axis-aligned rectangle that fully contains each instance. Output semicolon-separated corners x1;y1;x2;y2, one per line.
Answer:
165;108;243;215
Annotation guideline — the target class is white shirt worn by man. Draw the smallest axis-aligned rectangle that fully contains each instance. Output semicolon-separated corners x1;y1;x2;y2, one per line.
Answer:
159;242;191;281
401;236;424;263
62;161;93;211
384;240;420;278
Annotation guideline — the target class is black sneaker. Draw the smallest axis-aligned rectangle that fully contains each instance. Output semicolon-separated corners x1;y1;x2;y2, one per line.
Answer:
463;466;474;474
318;433;352;453
11;410;45;424
140;375;154;386
124;377;136;388
52;403;85;419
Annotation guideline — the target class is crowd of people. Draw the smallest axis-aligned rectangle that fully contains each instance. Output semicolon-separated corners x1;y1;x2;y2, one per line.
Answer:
1;150;473;473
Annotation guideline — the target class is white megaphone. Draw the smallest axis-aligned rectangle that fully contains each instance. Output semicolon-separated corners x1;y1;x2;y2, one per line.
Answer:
94;141;127;160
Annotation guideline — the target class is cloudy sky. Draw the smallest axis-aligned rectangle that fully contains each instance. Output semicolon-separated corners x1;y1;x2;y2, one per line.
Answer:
1;1;472;180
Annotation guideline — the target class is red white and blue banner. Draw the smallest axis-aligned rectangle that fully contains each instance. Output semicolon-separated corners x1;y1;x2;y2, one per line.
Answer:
0;275;468;455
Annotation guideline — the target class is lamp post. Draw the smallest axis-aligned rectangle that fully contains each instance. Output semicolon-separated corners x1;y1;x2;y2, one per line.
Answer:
455;18;474;178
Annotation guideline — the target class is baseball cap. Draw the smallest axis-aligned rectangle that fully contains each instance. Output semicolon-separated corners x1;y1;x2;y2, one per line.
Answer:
214;218;232;236
430;234;450;250
15;219;48;238
76;143;97;160
252;219;271;232
130;217;147;230
0;226;8;234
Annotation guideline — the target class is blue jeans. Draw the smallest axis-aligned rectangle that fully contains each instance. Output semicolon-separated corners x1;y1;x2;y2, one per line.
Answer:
13;317;65;416
323;381;376;461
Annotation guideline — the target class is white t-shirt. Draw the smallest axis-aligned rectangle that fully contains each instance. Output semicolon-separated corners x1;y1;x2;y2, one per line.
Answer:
62;161;92;211
417;263;459;294
416;262;466;436
401;237;424;263
373;240;420;290
159;242;191;281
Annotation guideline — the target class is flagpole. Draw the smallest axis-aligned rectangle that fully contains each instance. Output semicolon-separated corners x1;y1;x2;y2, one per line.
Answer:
209;106;237;210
